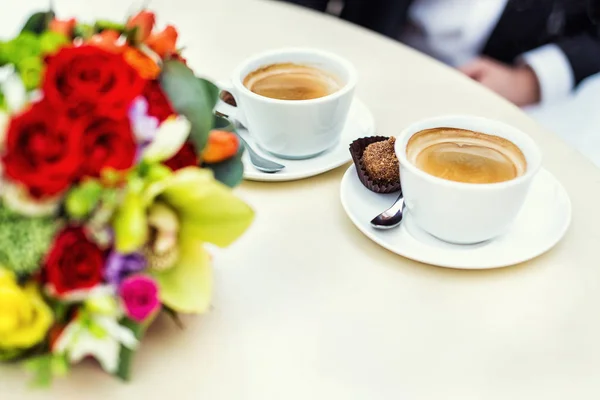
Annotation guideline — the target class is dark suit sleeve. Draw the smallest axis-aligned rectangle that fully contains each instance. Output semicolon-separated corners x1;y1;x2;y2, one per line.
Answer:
557;33;600;85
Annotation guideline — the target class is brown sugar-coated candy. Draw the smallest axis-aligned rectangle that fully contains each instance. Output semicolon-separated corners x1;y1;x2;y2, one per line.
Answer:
362;137;400;184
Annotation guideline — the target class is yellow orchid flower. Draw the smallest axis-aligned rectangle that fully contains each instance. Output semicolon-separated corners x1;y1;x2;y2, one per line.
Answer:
113;167;254;313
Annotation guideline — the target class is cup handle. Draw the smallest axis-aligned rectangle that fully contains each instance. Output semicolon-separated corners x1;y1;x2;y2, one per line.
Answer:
215;80;247;127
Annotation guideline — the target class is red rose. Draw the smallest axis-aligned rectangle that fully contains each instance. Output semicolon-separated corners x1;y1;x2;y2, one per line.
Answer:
164;142;198;171
143;80;175;123
43;46;145;119
45;227;105;295
2;101;83;198
81;117;137;177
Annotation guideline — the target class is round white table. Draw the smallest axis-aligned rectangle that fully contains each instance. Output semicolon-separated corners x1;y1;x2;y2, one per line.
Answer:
2;1;600;399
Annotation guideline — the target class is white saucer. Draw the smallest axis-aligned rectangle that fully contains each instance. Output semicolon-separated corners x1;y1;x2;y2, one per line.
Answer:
340;165;572;269
241;98;375;182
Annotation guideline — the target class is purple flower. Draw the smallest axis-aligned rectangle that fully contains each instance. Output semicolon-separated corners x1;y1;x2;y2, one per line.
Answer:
129;96;159;142
104;252;147;285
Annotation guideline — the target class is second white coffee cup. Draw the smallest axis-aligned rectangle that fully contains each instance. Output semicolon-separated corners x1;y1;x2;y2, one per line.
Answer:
217;48;357;159
395;116;543;244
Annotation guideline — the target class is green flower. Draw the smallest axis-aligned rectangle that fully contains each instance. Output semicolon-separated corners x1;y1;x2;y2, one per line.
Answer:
0;203;58;276
113;183;148;254
113;167;254;313
73;23;94;40
2;32;41;65
17;56;43;91
65;179;103;220
39;31;70;56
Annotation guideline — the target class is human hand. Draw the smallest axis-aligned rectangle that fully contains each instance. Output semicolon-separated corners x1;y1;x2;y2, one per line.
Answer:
459;57;541;107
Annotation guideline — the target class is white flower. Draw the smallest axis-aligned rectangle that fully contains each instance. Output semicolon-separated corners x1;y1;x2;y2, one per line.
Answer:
0;66;26;113
51;285;117;304
53;316;138;374
52;288;138;374
1;181;60;217
142;115;191;163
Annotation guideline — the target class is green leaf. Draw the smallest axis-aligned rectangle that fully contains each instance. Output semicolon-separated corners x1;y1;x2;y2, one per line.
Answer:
162;306;185;329
159;60;219;153
21;11;55;35
115;319;145;381
201;77;220;110
0;348;24;362
0;42;8;67
204;147;244;188
213;115;236;132
50;354;69;377
50;301;71;324
23;354;69;388
0;88;6;109
26;359;52;388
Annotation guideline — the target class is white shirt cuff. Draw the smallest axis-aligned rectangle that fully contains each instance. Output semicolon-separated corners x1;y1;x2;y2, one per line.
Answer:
520;44;575;105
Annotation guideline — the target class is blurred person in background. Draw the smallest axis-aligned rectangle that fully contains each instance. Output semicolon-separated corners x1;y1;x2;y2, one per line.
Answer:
281;0;600;107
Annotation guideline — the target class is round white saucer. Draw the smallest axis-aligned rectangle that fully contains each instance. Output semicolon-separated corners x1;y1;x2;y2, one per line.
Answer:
241;98;375;182
340;165;572;269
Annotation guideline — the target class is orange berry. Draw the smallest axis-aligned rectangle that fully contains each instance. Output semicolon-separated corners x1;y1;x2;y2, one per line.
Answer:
87;30;125;54
146;25;178;58
201;130;240;164
123;47;161;79
126;10;156;42
49;18;76;37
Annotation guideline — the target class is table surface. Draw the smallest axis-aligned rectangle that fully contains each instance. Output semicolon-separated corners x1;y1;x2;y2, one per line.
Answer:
2;1;599;399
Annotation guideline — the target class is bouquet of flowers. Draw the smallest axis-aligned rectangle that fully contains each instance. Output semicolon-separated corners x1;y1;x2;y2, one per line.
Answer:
0;7;254;386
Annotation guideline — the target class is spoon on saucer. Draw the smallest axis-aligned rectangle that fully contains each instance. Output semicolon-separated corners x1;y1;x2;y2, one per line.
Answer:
370;192;405;230
215;112;285;173
236;134;286;174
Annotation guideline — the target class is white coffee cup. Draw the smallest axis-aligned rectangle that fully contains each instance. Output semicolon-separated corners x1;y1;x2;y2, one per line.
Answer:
217;48;357;159
395;115;542;244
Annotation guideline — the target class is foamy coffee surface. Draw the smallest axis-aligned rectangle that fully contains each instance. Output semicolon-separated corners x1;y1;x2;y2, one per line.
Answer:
243;63;341;100
406;128;527;184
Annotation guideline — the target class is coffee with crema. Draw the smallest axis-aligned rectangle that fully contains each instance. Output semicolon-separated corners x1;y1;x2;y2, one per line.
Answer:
243;63;341;100
406;128;527;184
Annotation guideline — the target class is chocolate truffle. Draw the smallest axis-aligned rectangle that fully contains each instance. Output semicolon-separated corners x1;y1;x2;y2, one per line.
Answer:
361;137;400;184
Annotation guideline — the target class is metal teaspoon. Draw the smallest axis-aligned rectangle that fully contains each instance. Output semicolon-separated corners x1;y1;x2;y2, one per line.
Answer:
236;134;286;174
370;192;405;229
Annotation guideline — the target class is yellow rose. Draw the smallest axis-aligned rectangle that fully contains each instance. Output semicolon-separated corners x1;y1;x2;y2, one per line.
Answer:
0;268;53;351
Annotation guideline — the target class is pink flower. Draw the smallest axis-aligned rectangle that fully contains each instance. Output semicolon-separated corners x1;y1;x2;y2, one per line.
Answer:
119;275;160;322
